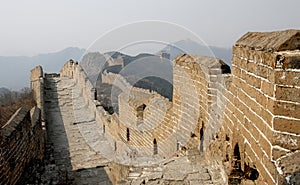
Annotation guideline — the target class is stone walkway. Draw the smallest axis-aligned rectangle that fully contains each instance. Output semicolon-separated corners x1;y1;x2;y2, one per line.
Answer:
42;76;112;184
117;151;227;185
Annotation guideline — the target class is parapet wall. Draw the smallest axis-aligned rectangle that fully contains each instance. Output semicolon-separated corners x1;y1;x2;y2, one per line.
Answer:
173;30;300;184
117;86;175;157
30;66;45;121
0;107;45;185
173;55;230;152
102;72;122;85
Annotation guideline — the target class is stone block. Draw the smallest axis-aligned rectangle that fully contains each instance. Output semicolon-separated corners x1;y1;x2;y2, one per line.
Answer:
273;117;300;134
275;70;300;86
257;64;268;79
247;61;258;74
261;81;274;97
275;85;300;102
272;132;300;150
269;99;300;119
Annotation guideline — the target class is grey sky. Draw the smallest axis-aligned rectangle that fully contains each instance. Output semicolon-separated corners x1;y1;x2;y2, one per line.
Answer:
0;0;299;56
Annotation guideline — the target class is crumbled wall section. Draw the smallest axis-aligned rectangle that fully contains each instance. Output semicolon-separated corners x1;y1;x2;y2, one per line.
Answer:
0;107;45;185
173;30;300;184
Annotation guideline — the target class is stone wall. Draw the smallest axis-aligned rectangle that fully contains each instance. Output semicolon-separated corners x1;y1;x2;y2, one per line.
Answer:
30;66;45;121
101;72;121;85
116;86;175;157
173;30;300;184
173;55;230;152
0;107;45;185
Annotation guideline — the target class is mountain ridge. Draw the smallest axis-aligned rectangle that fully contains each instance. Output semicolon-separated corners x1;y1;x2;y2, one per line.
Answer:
158;39;232;66
0;47;85;90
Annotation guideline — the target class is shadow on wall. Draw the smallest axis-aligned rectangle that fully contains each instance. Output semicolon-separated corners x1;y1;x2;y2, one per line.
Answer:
0;106;44;185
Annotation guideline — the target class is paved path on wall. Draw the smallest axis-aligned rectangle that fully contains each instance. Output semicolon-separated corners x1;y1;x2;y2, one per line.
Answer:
43;76;112;185
118;150;227;185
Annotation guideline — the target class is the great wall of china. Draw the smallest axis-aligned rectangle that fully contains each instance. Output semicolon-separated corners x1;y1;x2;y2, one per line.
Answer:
0;30;299;184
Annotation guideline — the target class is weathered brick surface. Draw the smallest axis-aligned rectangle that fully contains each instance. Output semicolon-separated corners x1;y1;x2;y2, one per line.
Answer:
0;107;44;185
273;117;300;134
173;30;300;184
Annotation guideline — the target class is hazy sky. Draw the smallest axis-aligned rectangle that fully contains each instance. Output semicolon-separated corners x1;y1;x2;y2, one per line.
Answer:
0;0;299;56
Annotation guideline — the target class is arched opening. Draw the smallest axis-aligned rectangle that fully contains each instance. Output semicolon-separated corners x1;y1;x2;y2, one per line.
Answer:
200;127;204;141
234;143;241;160
233;143;241;170
199;122;204;152
103;125;105;133
94;88;97;100
153;138;158;155
136;104;146;120
229;143;243;184
126;128;130;141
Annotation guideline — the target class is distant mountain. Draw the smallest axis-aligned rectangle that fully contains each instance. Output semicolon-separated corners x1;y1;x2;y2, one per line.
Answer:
80;51;157;85
158;39;232;66
0;47;85;90
80;52;107;86
0;87;11;96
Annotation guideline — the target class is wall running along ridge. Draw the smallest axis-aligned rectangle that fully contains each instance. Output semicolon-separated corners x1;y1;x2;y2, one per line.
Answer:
29;29;300;184
60;60;178;160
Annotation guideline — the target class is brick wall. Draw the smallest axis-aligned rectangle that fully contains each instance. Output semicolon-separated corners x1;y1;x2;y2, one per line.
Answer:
0;107;45;185
173;30;300;184
116;87;175;157
173;55;230;151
